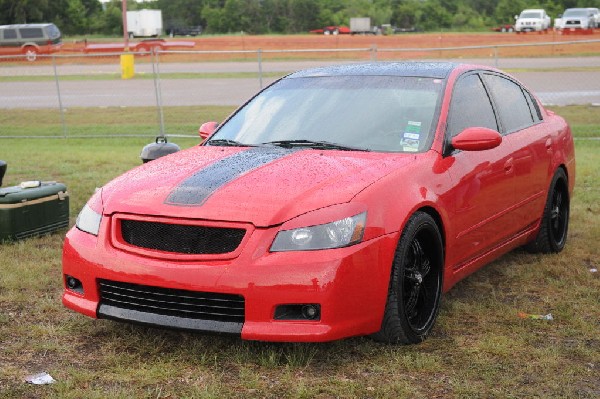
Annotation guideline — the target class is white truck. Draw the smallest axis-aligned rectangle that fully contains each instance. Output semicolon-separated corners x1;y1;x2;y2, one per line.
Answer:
126;9;163;38
350;17;374;35
514;9;551;33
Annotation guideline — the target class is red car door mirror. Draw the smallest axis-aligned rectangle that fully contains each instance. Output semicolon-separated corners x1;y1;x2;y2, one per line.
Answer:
199;121;219;140
452;127;502;151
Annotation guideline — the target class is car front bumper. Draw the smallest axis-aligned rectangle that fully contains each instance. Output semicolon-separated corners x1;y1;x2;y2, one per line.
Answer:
62;219;398;342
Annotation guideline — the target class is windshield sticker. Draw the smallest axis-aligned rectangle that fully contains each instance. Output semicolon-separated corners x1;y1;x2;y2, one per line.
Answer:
403;132;420;140
402;138;419;152
401;121;421;152
405;121;422;133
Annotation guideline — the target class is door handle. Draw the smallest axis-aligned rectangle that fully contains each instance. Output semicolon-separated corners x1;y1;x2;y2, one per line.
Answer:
504;158;514;173
545;137;552;152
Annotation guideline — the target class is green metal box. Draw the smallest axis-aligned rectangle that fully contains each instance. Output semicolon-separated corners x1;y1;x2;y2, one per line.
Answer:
0;182;69;241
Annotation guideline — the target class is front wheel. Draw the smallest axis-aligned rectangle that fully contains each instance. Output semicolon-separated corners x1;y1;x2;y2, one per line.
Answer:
371;212;444;344
526;168;570;253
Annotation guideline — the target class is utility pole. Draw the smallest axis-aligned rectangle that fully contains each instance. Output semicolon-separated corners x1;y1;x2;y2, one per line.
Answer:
122;0;129;51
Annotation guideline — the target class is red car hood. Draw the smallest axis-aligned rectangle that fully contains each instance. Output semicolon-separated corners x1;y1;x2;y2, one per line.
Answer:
102;146;411;227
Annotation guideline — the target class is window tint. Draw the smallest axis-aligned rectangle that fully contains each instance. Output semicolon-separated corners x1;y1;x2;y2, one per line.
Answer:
2;29;17;39
447;73;497;139
46;24;61;39
524;90;542;122
482;74;534;133
19;28;44;39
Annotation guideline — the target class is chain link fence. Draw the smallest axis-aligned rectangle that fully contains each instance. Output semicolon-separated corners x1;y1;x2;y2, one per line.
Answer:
1;38;599;139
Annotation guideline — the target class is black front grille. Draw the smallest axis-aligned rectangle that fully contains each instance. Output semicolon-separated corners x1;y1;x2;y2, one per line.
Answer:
120;219;245;254
98;280;245;324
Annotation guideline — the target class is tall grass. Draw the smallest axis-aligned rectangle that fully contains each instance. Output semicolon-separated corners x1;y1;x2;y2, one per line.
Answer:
0;106;598;398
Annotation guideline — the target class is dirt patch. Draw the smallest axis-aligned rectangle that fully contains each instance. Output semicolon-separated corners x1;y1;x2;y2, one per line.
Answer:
59;32;600;62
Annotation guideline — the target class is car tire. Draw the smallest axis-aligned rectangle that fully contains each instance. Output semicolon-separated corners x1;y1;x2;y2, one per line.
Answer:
526;168;569;254
371;211;443;344
24;47;38;62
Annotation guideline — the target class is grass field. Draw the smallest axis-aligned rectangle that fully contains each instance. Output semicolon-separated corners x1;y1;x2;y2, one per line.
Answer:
0;105;598;398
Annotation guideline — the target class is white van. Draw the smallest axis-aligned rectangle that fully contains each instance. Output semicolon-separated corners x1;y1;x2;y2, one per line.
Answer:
514;9;551;33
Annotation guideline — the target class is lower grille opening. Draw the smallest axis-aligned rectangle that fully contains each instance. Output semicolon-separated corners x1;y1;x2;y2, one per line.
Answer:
97;280;245;333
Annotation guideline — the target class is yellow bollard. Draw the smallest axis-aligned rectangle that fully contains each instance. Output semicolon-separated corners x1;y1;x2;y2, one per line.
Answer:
120;54;135;79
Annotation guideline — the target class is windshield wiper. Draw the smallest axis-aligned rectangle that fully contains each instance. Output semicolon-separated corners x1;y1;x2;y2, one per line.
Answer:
206;139;253;147
262;139;370;152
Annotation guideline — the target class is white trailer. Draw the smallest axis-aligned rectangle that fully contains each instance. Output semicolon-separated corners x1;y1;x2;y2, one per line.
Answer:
350;17;374;34
126;9;163;38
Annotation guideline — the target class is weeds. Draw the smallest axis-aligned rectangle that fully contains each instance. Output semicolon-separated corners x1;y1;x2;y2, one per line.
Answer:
0;107;598;398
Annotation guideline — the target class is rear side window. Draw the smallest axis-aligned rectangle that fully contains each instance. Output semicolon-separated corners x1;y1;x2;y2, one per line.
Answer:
2;29;17;39
524;90;543;122
482;74;534;134
19;28;44;39
447;73;498;139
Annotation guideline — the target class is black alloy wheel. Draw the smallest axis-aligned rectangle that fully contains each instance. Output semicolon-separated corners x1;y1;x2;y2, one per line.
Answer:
526;168;570;253
372;211;443;344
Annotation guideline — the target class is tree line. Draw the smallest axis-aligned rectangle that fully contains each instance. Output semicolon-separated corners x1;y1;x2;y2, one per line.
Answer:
1;0;600;36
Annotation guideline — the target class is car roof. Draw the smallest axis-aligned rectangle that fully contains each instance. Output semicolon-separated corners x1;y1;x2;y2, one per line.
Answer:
0;23;56;29
287;62;460;79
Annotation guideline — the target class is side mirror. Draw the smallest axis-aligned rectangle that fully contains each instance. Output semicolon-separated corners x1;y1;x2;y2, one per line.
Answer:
199;121;218;140
451;127;502;152
514;15;518;20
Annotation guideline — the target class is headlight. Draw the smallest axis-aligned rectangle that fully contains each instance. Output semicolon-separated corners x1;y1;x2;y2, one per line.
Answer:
271;212;366;252
76;204;102;236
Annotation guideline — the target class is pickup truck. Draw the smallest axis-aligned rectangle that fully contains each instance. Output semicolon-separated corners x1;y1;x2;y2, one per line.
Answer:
514;9;551;33
554;8;596;33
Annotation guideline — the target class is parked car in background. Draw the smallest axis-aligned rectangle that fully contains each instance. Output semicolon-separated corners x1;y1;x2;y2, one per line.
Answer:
588;8;600;27
168;25;202;36
555;8;597;31
309;26;351;35
514;9;551;33
0;23;62;61
63;62;575;344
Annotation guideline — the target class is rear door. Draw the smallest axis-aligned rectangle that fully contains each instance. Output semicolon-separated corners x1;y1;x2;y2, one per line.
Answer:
481;72;552;232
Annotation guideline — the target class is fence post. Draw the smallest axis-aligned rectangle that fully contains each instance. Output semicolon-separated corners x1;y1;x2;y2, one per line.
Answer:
52;55;67;138
494;46;499;68
371;45;377;61
152;50;166;137
258;48;263;89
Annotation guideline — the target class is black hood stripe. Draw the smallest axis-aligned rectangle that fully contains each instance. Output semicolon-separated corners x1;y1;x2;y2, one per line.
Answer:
166;147;295;206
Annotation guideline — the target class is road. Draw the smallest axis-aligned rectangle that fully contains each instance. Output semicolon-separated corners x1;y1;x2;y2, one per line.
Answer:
0;57;599;108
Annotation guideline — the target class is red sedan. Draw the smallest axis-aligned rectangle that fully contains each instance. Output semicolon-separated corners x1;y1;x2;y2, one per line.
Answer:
63;62;575;344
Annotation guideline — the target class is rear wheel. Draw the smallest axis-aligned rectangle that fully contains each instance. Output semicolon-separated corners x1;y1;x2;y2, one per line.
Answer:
526;168;569;253
24;47;38;62
371;212;443;344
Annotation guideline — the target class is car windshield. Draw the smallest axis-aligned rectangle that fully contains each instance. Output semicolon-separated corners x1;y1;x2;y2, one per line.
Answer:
520;12;542;18
208;75;444;153
46;24;61;39
564;9;587;17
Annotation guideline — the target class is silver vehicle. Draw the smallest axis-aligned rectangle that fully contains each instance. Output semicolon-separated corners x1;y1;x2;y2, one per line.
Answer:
554;8;596;30
0;23;62;61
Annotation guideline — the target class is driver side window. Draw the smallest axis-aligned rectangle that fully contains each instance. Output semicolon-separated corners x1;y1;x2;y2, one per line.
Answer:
447;73;498;139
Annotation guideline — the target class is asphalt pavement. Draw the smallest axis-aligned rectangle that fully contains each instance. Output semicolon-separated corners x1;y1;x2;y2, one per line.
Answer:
0;57;599;108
